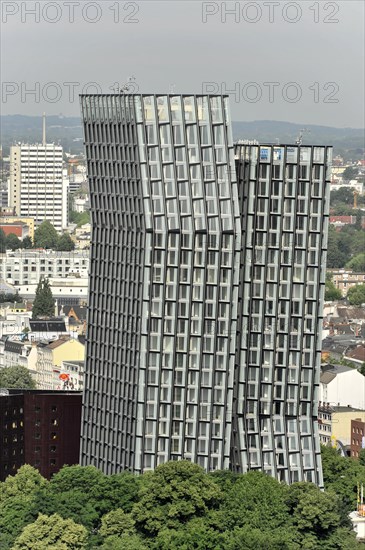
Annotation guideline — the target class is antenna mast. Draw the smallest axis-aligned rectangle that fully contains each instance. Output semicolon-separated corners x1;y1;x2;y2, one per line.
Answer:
42;112;46;146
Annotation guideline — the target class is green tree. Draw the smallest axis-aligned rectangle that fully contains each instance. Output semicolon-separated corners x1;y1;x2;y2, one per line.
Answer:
0;365;36;389
218;470;291;532
31;490;99;532
101;534;148;550
22;236;33;249
0;466;48;548
5;233;22;251
33;220;59;249
359;449;365;466
0;292;22;304
132;461;223;536
223;525;299;550
347;284;365;306
12;513;88;549
49;464;105;495
0;465;48;504
330;187;355;206
32;278;55;319
155;518;227;550
342;167;358;181
100;509;136;538
325;273;342;301
327;226;348;268
321;445;365;515
56;233;75;251
346;253;365;272
0;227;6;253
0;497;37;550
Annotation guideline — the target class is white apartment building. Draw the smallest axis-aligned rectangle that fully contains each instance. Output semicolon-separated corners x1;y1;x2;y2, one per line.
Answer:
9;143;68;232
1;249;89;287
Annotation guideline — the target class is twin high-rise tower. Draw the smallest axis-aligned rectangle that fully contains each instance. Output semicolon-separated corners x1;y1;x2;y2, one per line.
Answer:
80;94;331;486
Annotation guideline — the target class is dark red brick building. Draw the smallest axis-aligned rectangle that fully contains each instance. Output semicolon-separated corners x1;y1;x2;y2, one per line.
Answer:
351;418;365;459
0;390;82;481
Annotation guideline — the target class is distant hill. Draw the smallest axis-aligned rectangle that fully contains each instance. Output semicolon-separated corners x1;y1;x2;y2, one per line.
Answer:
1;115;364;160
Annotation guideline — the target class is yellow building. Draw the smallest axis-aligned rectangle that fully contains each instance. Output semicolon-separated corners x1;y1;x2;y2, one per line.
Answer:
36;337;85;389
332;409;365;448
0;216;35;239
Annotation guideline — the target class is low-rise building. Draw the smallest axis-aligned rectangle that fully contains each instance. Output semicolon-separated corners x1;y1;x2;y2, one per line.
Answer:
328;269;365;297
1;249;89;287
56;359;84;391
320;364;365;410
0;215;35;239
345;345;365;366
15;277;89;304
0;336;38;373
36;337;85;390
351;418;365;459
0;221;29;240
318;403;365;455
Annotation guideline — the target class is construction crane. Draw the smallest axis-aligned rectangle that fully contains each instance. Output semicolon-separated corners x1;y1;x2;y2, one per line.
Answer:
353;190;359;209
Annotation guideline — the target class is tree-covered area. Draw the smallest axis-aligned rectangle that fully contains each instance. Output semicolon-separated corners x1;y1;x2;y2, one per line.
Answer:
0;365;36;389
69;209;90;228
0;292;23;304
347;284;365;306
32;278;55;319
327;225;365;269
0;456;363;550
1;222;75;252
327;186;365;270
325;273;342;302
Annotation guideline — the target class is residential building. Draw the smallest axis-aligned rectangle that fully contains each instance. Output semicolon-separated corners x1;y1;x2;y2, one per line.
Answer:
16;277;89;304
56;359;84;391
318;402;333;446
80;93;331;486
28;318;68;342
35;337;85;390
1;249;89;286
9;143;67;232
345;345;365;366
351;418;365;459
0;390;82;481
0;215;35;239
318;404;365;455
320;364;365;410
329;269;365;297
0;221;29;240
0;336;38;373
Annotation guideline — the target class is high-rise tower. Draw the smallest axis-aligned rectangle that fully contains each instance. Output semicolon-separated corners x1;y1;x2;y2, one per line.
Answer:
80;94;331;485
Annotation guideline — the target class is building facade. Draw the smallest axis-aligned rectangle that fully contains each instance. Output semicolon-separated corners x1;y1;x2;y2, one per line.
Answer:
351;418;365;459
80;94;331;485
0;390;82;481
230;143;330;483
329;269;365;297
1;249;89;286
9;144;67;232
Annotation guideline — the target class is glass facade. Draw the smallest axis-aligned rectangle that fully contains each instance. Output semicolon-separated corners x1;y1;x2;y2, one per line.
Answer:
80;95;331;485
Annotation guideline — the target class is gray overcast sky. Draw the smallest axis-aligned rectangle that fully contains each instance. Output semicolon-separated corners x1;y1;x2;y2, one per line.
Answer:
1;0;364;127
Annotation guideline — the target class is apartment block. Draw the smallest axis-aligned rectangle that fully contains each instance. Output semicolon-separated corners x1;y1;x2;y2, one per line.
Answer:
0;390;82;481
9;144;67;232
1;249;89;286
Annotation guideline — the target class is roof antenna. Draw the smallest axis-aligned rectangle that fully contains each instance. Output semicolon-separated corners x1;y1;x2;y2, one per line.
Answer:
296;128;310;146
42;112;46;146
